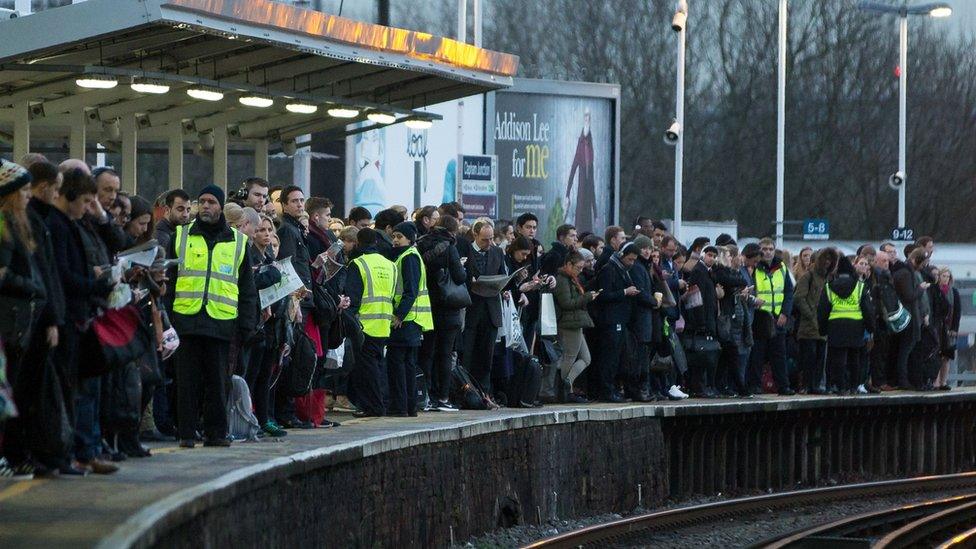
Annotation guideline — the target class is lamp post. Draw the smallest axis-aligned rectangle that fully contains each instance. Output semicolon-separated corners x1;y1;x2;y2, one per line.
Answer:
857;1;951;229
775;0;787;249
669;0;688;242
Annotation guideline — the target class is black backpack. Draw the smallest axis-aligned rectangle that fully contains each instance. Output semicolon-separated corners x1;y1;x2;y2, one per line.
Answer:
451;362;495;410
510;351;542;407
279;324;318;398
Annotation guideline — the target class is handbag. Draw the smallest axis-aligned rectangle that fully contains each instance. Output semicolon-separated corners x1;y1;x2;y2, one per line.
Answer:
650;353;674;374
539;292;558;336
716;313;733;345
682;332;722;354
436;268;472;308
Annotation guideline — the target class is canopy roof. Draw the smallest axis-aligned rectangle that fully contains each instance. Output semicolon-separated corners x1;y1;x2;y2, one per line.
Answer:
0;0;518;145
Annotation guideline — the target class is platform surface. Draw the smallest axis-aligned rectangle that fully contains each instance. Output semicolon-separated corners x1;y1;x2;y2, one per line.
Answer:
1;388;974;548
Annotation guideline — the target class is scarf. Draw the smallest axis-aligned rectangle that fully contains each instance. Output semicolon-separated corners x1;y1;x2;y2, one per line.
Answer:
560;264;585;295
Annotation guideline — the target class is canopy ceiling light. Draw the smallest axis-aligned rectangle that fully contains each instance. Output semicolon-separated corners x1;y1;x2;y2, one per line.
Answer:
404;118;433;130
130;78;170;94
285;101;318;114
76;74;118;89
239;94;274;108
929;6;952;17
327;107;359;118
186;86;224;101
367;111;396;125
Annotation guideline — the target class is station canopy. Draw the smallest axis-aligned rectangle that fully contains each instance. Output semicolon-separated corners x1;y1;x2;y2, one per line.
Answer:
0;0;519;146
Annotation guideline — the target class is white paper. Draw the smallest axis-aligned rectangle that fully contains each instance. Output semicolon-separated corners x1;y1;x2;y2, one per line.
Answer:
259;256;307;309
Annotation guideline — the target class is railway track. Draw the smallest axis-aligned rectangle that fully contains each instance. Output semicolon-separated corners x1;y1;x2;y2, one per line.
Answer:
521;472;976;549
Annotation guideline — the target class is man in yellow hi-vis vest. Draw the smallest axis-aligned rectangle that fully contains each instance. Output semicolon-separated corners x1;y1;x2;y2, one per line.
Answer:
817;256;875;395
168;185;257;448
386;222;433;417
744;239;796;396
345;227;396;417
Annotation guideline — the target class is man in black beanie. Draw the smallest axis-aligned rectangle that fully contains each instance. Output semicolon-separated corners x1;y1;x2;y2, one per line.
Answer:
168;184;257;448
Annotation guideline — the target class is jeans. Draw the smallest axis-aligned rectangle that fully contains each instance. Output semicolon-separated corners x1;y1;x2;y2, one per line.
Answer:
431;326;460;403
557;328;591;388
828;346;861;392
74;376;101;462
244;337;273;425
595;325;626;399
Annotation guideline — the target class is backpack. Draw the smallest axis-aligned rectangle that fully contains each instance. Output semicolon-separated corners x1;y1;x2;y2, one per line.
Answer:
277;323;318;398
451;361;496;410
510;351;542;407
878;282;911;333
228;375;261;441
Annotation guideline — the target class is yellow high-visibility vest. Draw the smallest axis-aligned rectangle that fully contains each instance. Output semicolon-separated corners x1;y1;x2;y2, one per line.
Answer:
827;280;864;321
173;222;247;320
353;253;396;338
394;246;434;331
756;267;786;316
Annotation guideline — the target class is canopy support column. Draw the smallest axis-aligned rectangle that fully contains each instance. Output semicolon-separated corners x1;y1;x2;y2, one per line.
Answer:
167;123;183;190
120;114;138;194
12;101;29;162
254;139;269;181
212;124;228;191
69;109;86;160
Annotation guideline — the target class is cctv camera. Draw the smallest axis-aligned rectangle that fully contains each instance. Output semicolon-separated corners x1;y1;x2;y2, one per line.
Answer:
282;140;297;157
198;131;215;151
664;121;681;146
672;10;686;32
0;8;20;20
888;171;905;190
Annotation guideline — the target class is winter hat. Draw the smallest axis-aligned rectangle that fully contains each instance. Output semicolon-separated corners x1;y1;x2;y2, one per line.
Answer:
715;233;736;246
618;241;639;257
578;248;594;263
198;184;225;207
632;235;653;251
0;159;32;197
393;221;418;243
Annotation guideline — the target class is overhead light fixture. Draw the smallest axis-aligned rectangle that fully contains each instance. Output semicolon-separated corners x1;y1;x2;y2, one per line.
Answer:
186;86;224;101
929;6;952;18
405;118;433;130
76;75;118;89
285;101;318;114
239;94;274;108
282;140;298;157
130;78;170;94
367;111;396;125
327;107;359;118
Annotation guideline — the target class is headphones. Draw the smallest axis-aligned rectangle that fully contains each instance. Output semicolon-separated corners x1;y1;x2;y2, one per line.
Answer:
233;180;249;202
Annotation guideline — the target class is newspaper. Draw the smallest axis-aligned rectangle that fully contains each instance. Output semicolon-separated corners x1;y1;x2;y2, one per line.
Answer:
470;266;527;298
259;256;307;308
117;239;160;268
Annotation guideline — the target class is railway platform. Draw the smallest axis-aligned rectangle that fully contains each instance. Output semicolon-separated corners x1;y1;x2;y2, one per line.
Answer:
1;389;974;548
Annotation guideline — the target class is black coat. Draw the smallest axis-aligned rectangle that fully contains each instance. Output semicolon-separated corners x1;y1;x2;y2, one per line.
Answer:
539;241;569;277
28;199;65;329
417;227;466;329
463;242;506;328
276;213;311;287
890;260;923;342
46;206;110;323
154;217;177;255
818;273;875;348
592;254;634;328
166;218;258;342
681;260;718;337
0;215;46;348
629;260;658;343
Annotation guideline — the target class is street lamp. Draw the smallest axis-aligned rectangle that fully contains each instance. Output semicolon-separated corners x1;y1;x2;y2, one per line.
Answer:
857;1;952;229
669;0;687;242
776;0;787;249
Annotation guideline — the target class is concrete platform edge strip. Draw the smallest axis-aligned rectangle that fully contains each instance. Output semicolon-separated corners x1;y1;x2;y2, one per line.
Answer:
94;392;974;549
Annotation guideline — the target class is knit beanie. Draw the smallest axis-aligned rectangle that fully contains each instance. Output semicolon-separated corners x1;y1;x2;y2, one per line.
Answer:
198;184;225;207
393;221;418;243
0;159;32;196
632;235;653;251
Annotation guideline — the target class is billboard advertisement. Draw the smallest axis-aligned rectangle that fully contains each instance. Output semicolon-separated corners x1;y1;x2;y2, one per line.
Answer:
487;79;619;244
345;95;485;216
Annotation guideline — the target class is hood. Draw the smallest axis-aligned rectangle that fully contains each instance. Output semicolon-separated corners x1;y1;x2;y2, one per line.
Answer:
835;254;856;278
814;247;839;276
828;273;859;298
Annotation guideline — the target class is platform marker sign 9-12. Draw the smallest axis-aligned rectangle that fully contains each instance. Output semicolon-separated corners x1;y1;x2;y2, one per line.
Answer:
458;154;497;220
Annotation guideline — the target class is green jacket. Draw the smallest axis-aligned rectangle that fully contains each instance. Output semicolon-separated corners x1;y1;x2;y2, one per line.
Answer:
794;270;827;340
554;271;594;330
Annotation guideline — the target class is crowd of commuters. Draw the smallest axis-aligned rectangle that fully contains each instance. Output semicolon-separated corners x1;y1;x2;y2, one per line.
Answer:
0;155;962;482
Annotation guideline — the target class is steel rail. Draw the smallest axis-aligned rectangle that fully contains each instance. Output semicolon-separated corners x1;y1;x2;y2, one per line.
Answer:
521;472;976;549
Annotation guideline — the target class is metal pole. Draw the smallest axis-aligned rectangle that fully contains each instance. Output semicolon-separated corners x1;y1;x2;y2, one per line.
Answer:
212;125;228;191
69;109;86;161
254;139;269;181
120;114;138;194
473;0;482;47
14;0;30;15
457;0;467;43
12;101;29;162
776;0;787;249
898;14;907;228
294;133;311;195
673;9;685;242
456;99;464;203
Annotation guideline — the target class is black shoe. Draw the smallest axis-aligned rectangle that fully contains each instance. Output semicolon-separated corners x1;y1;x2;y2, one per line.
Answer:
320;420;342;428
179;439;196;449
778;388;796;396
353;410;382;418
203;438;231;447
565;393;590;404
140;429;176;443
604;394;627;404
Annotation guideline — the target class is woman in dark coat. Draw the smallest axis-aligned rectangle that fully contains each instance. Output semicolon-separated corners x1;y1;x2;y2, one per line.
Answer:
416;215;466;411
935;267;960;390
0;161;47;477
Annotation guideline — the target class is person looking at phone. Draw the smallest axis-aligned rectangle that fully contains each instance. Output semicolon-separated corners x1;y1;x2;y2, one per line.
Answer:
591;242;641;403
554;251;597;404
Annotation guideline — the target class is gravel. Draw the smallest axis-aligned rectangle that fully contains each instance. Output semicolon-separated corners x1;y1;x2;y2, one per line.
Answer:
466;489;976;548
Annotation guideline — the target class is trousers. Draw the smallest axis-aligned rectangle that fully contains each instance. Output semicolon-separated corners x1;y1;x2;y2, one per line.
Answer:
386;345;418;415
175;335;229;441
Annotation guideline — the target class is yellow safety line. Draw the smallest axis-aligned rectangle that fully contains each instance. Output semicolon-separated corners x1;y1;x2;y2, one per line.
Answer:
0;479;47;503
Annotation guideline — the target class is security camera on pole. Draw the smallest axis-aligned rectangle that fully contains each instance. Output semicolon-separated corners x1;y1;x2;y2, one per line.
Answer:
668;0;687;243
